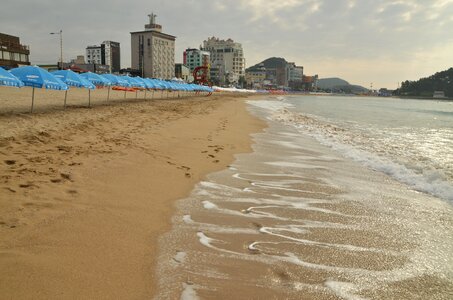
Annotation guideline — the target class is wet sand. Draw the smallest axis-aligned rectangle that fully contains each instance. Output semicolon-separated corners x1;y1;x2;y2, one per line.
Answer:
0;87;265;299
156;104;453;299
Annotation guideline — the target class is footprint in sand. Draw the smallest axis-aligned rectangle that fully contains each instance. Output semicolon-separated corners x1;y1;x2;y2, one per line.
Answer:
60;173;73;181
3;187;16;193
19;182;34;188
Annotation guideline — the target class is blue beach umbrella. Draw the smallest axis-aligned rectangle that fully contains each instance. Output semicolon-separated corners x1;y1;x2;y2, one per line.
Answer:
52;69;95;108
10;65;68;113
80;72;111;86
122;76;145;89
133;77;154;99
121;76;146;99
80;72;111;106
100;74;129;87
134;77;153;89
153;79;167;90
143;78;160;99
0;67;24;87
52;69;95;89
100;74;131;101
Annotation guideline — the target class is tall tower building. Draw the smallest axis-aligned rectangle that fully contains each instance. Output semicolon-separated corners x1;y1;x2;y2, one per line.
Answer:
130;13;176;79
201;37;245;85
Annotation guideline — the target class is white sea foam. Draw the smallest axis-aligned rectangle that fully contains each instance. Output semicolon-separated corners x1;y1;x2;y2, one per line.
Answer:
180;283;200;300
324;280;367;300
265;161;327;170
259;227;384;253
312;133;453;201
197;232;215;248
247;100;293;111
272;109;453;202
202;201;217;210
173;251;187;263
268;140;306;149
183;215;194;224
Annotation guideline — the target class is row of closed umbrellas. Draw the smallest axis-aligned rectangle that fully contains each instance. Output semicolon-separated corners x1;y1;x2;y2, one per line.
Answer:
0;65;214;112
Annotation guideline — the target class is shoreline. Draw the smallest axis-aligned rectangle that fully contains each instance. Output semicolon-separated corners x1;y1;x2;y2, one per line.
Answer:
0;90;266;298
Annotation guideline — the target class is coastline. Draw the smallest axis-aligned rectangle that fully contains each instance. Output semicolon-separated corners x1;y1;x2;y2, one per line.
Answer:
0;90;265;298
154;97;453;299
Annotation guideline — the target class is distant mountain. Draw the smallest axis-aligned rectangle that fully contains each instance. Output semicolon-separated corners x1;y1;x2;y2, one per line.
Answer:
317;77;368;93
246;57;288;71
396;68;453;98
316;78;350;89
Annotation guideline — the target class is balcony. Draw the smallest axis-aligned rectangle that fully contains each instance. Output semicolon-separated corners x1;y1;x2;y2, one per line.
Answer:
0;40;30;53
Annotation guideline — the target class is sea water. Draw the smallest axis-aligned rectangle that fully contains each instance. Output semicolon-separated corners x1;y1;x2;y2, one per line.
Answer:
156;95;453;299
271;96;453;202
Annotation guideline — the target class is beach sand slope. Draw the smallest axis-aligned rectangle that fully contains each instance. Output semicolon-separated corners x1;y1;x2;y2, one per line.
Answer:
0;92;264;299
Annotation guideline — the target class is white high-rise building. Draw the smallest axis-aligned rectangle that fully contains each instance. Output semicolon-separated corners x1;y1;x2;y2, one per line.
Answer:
86;41;121;73
130;13;175;79
201;37;245;85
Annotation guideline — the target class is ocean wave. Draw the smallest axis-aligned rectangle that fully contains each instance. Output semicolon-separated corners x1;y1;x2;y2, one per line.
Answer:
272;109;453;202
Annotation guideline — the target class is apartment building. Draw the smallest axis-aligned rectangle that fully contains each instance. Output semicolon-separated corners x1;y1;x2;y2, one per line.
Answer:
183;48;210;73
0;33;30;68
86;41;121;73
201;37;245;85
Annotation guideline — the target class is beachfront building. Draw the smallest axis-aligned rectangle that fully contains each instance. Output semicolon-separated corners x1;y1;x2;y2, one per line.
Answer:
245;63;266;89
130;13;176;79
183;48;210;73
201;37;245;85
174;63;191;82
0;33;30;68
302;75;319;90
287;62;304;90
86;41;121;73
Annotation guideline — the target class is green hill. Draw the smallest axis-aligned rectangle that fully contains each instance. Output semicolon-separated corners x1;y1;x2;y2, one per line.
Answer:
317;77;368;93
316;78;350;89
246;57;288;71
396;68;453;97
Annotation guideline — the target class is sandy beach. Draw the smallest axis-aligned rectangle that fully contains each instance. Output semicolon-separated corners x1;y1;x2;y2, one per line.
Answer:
0;87;264;299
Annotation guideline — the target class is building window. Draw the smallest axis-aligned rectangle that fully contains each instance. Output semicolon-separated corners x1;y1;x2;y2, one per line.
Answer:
148;38;150;46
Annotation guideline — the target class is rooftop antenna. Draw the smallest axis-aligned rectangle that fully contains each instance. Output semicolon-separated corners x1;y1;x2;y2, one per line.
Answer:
148;13;157;25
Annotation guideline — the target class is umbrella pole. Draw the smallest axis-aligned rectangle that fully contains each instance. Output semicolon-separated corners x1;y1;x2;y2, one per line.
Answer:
107;86;110;101
135;90;138;99
124;90;126;99
152;90;154;99
88;89;91;107
31;87;35;113
166;90;169;99
64;90;68;109
161;90;164;99
145;89;147;99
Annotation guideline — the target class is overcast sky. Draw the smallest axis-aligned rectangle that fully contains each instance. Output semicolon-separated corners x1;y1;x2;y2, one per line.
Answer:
1;0;452;88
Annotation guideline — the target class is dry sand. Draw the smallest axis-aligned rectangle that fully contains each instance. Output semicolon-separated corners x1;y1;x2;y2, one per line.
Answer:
0;87;265;299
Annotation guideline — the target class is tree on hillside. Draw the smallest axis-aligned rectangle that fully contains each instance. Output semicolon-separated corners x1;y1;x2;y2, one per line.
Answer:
395;68;453;97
